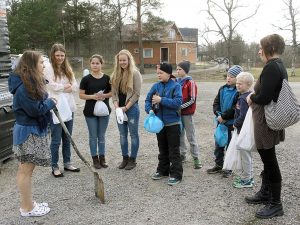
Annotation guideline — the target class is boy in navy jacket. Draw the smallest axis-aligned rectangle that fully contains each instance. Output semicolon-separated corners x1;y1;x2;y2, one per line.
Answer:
145;62;183;186
207;65;242;177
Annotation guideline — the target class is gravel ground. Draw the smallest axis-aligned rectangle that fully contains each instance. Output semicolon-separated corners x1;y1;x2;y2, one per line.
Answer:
0;81;300;225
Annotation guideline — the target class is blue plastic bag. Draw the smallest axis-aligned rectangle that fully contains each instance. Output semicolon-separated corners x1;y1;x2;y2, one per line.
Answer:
144;111;164;133
214;123;228;147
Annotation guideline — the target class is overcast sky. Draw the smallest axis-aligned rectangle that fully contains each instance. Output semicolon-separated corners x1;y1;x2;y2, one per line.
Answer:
160;0;300;45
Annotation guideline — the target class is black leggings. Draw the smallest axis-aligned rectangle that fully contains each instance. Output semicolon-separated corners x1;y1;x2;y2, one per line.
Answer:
258;147;282;183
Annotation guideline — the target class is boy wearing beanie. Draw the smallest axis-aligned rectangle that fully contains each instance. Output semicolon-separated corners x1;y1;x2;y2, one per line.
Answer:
145;62;183;186
176;61;201;169
207;65;243;177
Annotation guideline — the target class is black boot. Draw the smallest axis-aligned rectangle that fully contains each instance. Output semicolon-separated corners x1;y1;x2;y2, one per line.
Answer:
118;156;129;169
92;156;101;169
245;171;270;204
99;155;108;168
125;157;137;170
255;182;284;219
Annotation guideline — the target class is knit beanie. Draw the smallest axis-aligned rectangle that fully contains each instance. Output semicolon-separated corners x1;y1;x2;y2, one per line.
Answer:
178;61;190;74
158;62;173;75
227;65;243;77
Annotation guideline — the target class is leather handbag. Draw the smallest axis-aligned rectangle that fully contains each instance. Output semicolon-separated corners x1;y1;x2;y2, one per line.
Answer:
264;79;300;130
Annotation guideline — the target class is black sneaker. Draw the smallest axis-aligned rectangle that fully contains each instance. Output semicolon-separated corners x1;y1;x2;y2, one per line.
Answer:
207;165;222;174
222;170;232;178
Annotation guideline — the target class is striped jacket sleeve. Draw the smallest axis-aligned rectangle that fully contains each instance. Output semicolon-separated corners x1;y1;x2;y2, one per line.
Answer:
181;80;196;109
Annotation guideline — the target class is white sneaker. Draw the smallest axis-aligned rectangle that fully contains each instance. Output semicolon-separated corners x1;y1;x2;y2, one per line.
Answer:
20;204;50;217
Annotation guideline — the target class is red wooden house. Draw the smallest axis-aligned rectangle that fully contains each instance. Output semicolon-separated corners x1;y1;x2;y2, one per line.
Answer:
122;23;198;66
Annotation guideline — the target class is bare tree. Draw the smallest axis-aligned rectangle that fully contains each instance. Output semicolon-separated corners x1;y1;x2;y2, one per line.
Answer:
203;0;259;66
134;0;161;74
274;0;299;76
109;0;134;48
136;0;144;74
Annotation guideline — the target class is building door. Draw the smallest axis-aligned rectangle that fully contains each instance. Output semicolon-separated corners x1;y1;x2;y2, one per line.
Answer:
160;48;169;63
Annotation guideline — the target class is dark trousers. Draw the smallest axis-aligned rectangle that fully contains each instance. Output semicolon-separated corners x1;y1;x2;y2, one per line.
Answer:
258;147;282;202
156;124;183;180
214;127;232;167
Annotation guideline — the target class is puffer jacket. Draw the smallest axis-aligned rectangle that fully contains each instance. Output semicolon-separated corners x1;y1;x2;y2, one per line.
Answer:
145;79;182;126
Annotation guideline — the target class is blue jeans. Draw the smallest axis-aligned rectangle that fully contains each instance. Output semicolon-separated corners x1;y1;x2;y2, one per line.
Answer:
117;103;140;158
85;115;109;156
50;114;74;169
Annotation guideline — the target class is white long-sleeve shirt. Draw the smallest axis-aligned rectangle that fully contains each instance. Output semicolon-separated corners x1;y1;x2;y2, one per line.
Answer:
43;63;78;112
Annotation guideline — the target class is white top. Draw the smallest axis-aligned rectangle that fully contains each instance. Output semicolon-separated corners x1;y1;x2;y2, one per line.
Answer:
43;63;78;112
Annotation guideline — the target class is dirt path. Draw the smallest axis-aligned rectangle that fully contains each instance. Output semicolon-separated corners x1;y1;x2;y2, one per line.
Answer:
0;82;299;225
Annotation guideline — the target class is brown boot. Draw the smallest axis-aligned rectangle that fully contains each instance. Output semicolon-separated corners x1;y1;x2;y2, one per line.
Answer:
92;156;101;169
99;155;108;168
125;157;136;170
118;156;129;169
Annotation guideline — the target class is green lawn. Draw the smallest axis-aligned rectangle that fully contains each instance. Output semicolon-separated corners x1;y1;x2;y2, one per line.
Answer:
249;67;300;82
73;64;300;82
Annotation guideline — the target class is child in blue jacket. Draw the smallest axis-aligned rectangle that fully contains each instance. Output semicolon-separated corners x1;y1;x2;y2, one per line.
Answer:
207;65;242;177
145;62;183;186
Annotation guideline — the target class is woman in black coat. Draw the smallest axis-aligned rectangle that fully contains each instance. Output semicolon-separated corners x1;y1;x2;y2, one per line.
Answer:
246;34;286;219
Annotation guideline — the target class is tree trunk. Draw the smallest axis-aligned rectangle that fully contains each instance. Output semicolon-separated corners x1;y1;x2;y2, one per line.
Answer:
73;0;80;56
137;0;144;74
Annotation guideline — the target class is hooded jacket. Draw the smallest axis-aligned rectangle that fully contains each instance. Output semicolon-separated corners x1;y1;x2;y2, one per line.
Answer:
177;76;197;115
213;84;238;126
8;72;55;144
145;79;182;126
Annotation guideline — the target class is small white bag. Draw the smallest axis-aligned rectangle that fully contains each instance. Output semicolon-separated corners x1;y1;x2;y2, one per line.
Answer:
52;94;72;124
93;101;109;117
223;129;242;171
236;107;256;152
116;107;124;124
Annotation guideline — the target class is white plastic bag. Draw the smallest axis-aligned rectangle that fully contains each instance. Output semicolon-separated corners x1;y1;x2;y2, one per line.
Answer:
236;107;256;152
116;108;124;124
223;129;242;171
93;101;109;116
51;94;72;124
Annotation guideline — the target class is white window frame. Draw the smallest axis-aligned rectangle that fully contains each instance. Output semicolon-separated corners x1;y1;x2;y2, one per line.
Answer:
143;48;153;58
181;48;188;56
169;29;175;39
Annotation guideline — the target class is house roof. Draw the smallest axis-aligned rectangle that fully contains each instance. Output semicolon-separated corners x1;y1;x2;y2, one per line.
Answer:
122;22;185;42
178;28;198;43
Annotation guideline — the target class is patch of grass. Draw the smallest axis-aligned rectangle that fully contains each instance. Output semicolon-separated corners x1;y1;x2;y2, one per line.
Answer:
249;67;300;82
73;64;300;82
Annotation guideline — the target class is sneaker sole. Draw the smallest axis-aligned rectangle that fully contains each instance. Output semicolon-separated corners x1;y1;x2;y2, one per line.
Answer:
151;176;168;180
207;170;222;174
151;174;168;180
234;184;253;188
194;166;202;169
168;181;181;186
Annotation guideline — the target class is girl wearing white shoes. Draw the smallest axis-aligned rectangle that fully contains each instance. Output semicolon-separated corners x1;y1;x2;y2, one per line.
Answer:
8;51;56;216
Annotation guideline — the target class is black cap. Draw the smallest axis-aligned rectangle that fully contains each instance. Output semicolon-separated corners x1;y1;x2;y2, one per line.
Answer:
158;62;173;75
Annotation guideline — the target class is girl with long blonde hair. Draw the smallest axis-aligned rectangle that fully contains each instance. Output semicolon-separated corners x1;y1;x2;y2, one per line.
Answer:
111;49;142;170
